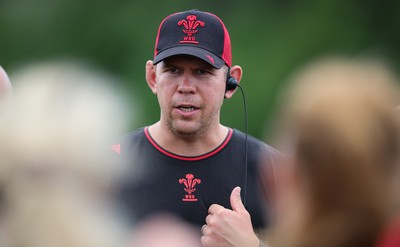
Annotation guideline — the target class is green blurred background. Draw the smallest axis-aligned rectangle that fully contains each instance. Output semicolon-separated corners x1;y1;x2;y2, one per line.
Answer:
1;0;399;142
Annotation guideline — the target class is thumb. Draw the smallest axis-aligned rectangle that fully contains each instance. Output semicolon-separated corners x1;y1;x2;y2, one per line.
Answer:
230;186;246;213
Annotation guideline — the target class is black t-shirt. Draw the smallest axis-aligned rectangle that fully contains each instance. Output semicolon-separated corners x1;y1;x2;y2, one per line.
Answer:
112;127;280;230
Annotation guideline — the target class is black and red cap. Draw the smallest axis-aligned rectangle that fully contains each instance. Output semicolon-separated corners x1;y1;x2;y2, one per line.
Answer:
153;9;232;69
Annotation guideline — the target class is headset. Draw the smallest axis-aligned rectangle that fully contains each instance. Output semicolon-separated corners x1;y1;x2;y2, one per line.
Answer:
225;67;239;92
226;67;249;207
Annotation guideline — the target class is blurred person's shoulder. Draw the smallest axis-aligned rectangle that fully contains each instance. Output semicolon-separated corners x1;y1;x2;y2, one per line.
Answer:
375;216;400;247
111;127;146;156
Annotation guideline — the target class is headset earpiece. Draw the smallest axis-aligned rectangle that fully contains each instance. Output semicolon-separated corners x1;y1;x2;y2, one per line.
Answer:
226;67;238;92
226;76;238;91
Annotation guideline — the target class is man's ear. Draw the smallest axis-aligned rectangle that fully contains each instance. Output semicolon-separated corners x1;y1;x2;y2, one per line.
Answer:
146;60;157;94
224;65;243;99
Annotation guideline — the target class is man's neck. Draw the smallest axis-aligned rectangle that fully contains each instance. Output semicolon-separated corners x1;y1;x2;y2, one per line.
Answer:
147;122;229;156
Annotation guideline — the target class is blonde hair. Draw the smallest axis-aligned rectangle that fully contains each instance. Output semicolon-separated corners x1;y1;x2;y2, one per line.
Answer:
270;57;400;247
0;61;132;247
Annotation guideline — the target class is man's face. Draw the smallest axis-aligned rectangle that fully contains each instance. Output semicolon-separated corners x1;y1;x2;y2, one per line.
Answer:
154;55;226;137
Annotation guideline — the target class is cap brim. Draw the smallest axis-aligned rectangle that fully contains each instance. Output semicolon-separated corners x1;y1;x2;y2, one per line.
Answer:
153;46;225;69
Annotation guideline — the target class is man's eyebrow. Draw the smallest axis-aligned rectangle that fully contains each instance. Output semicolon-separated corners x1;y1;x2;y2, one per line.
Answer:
196;64;216;72
161;59;180;67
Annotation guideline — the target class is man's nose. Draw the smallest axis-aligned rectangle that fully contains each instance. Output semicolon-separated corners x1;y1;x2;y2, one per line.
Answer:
177;73;196;94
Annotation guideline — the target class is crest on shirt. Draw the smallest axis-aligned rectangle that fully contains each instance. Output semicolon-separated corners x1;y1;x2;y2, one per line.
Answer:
179;173;201;202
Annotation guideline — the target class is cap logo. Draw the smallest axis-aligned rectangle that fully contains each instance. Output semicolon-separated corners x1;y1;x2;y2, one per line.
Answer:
178;15;204;44
206;55;215;65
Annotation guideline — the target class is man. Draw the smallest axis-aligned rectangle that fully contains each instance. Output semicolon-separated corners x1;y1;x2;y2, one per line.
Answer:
113;9;280;247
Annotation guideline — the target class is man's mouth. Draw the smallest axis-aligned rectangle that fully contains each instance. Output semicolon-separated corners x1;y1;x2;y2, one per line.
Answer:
178;106;196;112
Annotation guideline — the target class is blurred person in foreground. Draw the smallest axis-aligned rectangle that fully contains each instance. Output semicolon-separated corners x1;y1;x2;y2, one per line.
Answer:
264;57;400;247
0;61;132;247
129;213;202;247
112;9;281;247
375;106;400;247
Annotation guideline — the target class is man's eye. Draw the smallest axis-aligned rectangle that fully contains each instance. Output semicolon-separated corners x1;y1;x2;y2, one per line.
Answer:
168;68;179;73
196;70;208;75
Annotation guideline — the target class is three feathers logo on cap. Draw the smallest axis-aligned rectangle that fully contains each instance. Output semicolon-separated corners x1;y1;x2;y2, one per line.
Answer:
152;9;232;69
178;15;205;44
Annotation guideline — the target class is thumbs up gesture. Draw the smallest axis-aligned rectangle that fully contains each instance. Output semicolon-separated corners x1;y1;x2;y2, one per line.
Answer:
200;187;261;247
